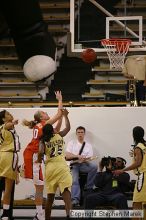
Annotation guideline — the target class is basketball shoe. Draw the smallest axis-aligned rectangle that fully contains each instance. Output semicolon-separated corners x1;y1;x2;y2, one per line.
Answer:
33;212;45;220
0;209;10;220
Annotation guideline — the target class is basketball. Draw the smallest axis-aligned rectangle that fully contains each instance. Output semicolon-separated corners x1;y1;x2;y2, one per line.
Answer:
81;48;97;63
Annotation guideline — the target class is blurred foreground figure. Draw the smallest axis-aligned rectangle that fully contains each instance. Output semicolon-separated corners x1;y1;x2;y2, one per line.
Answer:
1;0;56;82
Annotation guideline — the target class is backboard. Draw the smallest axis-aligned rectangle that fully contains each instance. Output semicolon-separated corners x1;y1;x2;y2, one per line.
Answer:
69;0;146;55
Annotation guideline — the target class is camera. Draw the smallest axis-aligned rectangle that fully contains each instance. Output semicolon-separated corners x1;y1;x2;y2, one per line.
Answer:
101;156;116;170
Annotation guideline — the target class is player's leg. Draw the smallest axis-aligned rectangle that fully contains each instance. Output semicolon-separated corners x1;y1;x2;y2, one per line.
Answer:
45;193;55;220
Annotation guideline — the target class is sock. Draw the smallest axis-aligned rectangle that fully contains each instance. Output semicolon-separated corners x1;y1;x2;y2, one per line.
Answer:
3;204;10;210
36;205;43;214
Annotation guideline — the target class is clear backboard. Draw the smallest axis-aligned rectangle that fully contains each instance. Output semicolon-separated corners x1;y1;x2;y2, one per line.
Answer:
69;0;146;55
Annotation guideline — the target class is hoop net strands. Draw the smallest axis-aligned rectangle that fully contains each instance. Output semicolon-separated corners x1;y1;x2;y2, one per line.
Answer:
101;38;132;70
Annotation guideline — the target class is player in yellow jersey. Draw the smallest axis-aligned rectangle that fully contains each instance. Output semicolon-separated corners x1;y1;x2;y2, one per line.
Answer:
0;110;20;220
114;126;146;220
38;109;72;220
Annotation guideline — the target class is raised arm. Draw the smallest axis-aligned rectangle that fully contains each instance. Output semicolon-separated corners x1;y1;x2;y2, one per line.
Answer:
55;90;63;110
46;91;63;125
59;109;70;137
54;116;63;133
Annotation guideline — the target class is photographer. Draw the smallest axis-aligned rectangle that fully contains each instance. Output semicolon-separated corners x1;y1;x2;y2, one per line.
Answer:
84;156;130;210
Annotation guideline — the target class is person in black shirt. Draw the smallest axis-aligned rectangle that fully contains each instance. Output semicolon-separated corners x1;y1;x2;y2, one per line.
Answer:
84;156;130;209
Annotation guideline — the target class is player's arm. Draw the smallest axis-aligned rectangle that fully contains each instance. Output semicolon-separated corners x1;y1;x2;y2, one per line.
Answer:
113;147;143;175
46;91;63;125
59;109;70;137
37;140;45;163
54;116;63;133
123;147;143;171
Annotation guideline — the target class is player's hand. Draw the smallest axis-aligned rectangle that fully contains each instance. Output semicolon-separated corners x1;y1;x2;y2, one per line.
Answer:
55;91;62;101
62;108;69;116
13;119;18;125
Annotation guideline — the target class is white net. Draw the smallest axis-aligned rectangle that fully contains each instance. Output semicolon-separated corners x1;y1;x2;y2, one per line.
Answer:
101;39;131;70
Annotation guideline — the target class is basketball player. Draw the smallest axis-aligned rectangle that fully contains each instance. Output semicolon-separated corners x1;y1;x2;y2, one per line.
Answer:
113;126;146;220
0;110;20;220
38;109;72;220
22;91;63;220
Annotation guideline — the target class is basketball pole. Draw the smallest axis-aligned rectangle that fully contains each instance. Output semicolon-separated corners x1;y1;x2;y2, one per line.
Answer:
89;0;146;45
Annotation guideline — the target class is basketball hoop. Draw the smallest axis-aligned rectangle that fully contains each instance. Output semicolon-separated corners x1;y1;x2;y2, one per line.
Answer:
101;38;132;70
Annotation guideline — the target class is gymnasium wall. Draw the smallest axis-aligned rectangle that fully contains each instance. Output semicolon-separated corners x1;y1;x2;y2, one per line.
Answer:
1;107;146;199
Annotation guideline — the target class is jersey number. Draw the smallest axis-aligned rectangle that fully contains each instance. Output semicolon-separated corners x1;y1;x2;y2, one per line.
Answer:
50;145;62;158
33;129;39;139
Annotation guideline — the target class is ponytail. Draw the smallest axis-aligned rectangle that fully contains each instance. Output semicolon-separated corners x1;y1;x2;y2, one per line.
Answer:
22;111;42;129
22;119;38;129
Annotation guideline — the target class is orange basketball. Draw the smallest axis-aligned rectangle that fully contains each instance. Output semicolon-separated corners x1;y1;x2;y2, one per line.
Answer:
81;48;97;63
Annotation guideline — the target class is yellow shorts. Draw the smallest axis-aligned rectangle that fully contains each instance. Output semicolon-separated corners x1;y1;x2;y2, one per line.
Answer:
45;162;72;194
133;172;146;203
0;151;18;180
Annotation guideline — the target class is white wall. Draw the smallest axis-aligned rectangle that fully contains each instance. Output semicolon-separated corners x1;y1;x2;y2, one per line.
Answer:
1;107;146;199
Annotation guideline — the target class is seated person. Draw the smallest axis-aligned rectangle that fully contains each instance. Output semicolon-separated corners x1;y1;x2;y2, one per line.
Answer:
65;126;98;207
84;156;130;209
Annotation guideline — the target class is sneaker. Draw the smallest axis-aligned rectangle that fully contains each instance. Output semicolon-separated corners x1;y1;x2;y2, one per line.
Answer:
33;214;38;220
33;212;45;220
1;210;10;220
1;218;9;220
72;200;80;207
